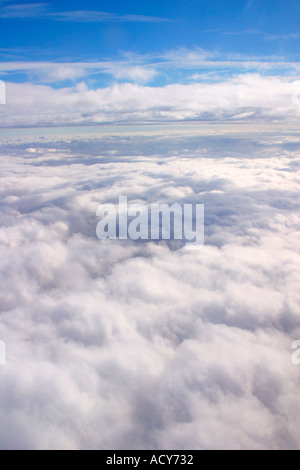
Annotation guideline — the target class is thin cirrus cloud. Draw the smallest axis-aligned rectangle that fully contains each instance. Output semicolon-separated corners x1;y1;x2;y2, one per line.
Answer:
224;30;300;42
0;2;170;22
266;34;300;41
0;48;299;85
0;61;158;84
0;2;49;18
49;11;171;23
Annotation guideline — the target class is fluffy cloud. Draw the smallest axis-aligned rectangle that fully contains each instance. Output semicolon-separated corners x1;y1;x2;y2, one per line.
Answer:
0;74;299;127
0;125;299;449
0;61;157;84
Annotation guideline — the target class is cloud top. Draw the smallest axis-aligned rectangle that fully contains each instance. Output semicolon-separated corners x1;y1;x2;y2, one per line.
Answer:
0;75;299;127
0;126;299;449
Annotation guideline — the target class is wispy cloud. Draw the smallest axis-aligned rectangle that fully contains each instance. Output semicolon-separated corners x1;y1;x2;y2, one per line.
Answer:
0;48;299;86
155;47;300;72
0;3;170;23
223;30;300;42
49;11;170;23
0;60;158;84
0;2;48;18
224;29;263;36
266;34;300;42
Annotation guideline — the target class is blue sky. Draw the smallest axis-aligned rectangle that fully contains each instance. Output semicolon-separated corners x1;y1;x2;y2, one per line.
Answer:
0;0;299;87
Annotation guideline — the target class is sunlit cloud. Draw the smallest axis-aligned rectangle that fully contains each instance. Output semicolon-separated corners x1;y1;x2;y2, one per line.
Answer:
0;126;299;449
1;74;299;127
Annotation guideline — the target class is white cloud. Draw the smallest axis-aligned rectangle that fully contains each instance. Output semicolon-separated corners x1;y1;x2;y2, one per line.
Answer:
50;11;170;23
0;3;48;18
148;48;300;75
0;61;158;84
109;66;157;83
0;3;169;23
266;34;300;41
1;46;299;86
0;74;299;127
0;126;299;449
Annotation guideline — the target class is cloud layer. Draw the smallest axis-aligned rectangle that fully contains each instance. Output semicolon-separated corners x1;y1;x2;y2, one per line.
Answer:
0;49;299;85
0;125;299;449
0;74;299;127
